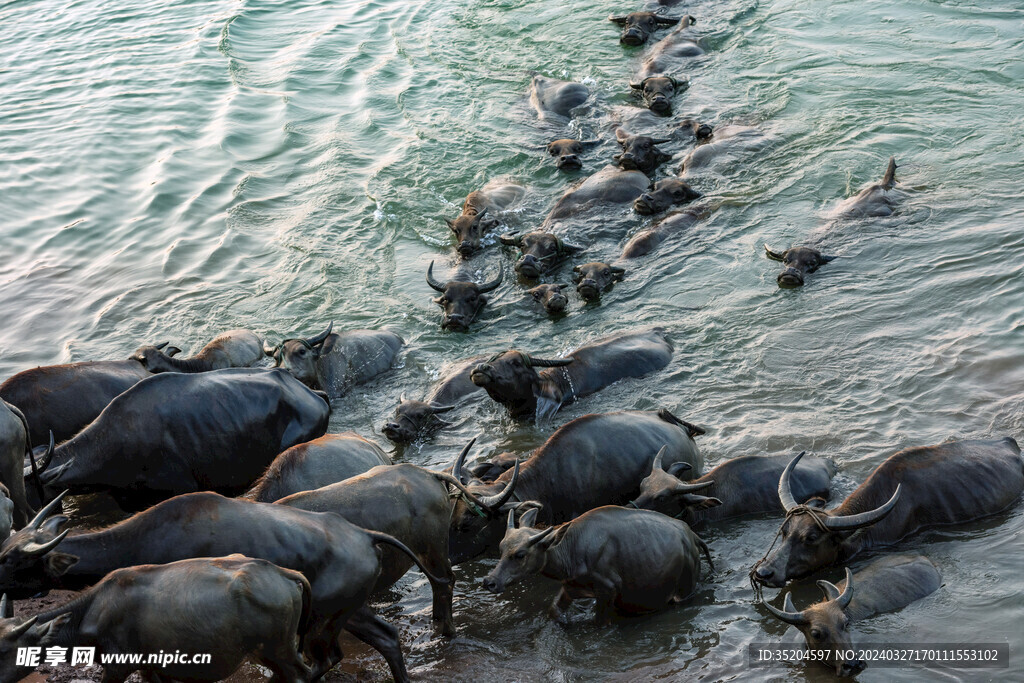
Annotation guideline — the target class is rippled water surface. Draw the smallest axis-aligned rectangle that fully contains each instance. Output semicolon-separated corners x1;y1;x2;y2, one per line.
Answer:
2;0;1023;680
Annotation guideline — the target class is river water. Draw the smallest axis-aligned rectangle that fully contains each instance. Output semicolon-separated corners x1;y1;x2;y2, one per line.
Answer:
2;0;1022;680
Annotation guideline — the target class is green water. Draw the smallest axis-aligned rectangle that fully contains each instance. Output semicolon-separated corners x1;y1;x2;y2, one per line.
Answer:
2;0;1022;680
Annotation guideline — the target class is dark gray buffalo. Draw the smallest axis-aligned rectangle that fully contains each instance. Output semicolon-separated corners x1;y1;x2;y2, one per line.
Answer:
629;75;688;115
527;283;571;315
483;505;711;623
267;322;404;399
0;401;40;529
244;432;392;502
426;262;504;331
37;368;330;510
544;138;598;171
131;328;265;373
0;485;12;540
765;245;836;288
829;156;900;218
637;15;703;79
621;207;706;259
500;231;584;279
444;181;525;257
610;12;682;46
572;261;626;302
0;492;445;682
764;555;941;677
632;450;836;525
382;355;487;443
529;75;590;119
543;165;651;224
470;328;672;418
633;177;702;215
613;128;673;174
752;438;1023;588
446;409;706;562
0;556;313;683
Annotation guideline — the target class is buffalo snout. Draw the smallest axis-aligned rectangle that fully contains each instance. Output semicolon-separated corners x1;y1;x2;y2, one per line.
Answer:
777;268;804;288
470;364;492;386
481;574;504;594
839;660;867;677
620;29;646;46
516;255;543;279
557;154;581;171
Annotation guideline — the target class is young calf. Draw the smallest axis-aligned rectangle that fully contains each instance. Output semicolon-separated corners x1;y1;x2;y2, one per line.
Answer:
0;555;312;683
483;505;712;623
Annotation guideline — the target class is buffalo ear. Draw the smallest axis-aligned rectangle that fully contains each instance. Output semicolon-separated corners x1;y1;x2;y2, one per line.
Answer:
804;497;828;509
44;552;78;577
820;254;837;263
629;81;645;90
610;266;626;279
615;128;630;143
519;507;540;528
40;515;68;535
670;76;689;90
166;346;183;357
764;245;787;262
32;613;71;647
666;462;692;478
571;267;582;282
608;14;628;24
432;296;445;306
656;15;681;25
579;139;601;148
444;218;457;232
499;232;521;246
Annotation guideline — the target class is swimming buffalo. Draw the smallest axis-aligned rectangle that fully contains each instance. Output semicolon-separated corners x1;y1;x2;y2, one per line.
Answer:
527;283;571;314
637;15;703;79
544;138;598;171
610;12;681;46
131;329;265;373
483;505;711;623
36;368;330;510
499;231;584;279
0;556;313;683
830;156;900;218
544;165;652;223
763;555;941;676
751;438;1022;588
632;451;836;525
0;492;444;682
446;409;705;563
678;123;766;175
470;328;671;418
267;322;404;398
572;261;626;302
244;432;391;502
765;245;836;288
621;207;706;259
613;129;673;175
629;76;688;115
445;181;525;257
529;75;590;119
426;262;503;331
382;355;486;443
633;177;701;216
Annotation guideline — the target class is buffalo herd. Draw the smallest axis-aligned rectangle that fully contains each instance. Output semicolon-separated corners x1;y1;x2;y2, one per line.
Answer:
0;3;1020;683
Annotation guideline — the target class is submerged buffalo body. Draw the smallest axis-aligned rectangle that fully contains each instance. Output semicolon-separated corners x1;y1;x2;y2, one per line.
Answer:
752;438;1023;587
830;157;900;218
38;368;330;509
544;165;651;224
764;555;941;676
382;355;487;443
445;182;525;257
244;432;391;503
637;15;703;79
132;329;265;373
529;75;590;119
0;556;313;683
447;409;706;563
678;123;766;175
483;506;711;622
621;207;705;259
470;328;673;418
500;231;584;279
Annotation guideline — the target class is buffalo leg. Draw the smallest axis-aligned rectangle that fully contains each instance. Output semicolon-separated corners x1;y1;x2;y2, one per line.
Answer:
548;587;575;620
305;616;346;681
424;549;455;636
344;606;410;683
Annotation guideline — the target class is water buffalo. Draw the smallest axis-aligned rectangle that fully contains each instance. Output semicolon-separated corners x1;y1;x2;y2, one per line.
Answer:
678;123;766;175
0;401;39;529
543;165;652;223
763;555;941;676
446;409;705;562
382;355;487;443
765;245;836;288
613;128;673;174
278;463;494;636
0;556;313;683
527;283;571;315
637;15;703;79
483;505;711;623
426;262;503;331
572;261;626;302
470;328;671;418
267;322;404;399
499;231;584;279
529;75;590;119
609;12;681;46
131;329;265;373
37;368;330;510
829;156;899;218
0;485;11;540
632;451;837;526
243;432;392;502
621;207;706;259
752;438;1023;588
445;181;525;257
633;177;702;215
0;492;445;682
629;75;688;115
544;138;597;171
676;118;715;142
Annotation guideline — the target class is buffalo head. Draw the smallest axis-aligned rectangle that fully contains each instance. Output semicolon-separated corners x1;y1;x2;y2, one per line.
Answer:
763;568;866;676
545;138;597;171
609;12;681;46
765;245;836;288
629;76;688;115
527;283;570;315
446;208;491;257
614;129;673;174
467;451;521;483
500;231;583;279
265;322;334;387
481;506;556;594
0;593;70;683
0;493;76;599
470;350;572;410
382;394;456;443
752;453;901;588
572;262;625;301
129;341;184;372
426;262;503;331
630;446;721;518
677;118;714;142
633;177;702;215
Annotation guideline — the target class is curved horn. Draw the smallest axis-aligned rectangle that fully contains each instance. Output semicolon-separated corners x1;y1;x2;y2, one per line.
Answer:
263;341;279;357
608;14;628;24
165;346;182;357
764;244;787;261
525;355;573;367
820;254;837;263
0;594;10;619
8;616;38;639
26;490;68;531
526;526;556;547
835;567;854;608
823;485;902;530
655;15;682;25
499;232;522;247
778;451;806;512
763;592;809;626
451;437;476;485
651;445;667;473
678;479;716;494
817;579;841;602
507;508;516;530
650;137;673;145
154;341;169;350
430;403;457;414
629;80;645;90
24;529;69;557
25;431;55;479
556;239;584;254
478;267;503;293
399;392;407;403
426;261;447;292
305;322;334;348
478;459;519;512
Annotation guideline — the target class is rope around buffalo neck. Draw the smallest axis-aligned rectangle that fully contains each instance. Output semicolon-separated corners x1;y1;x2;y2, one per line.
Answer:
748;505;831;603
448;490;488;518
